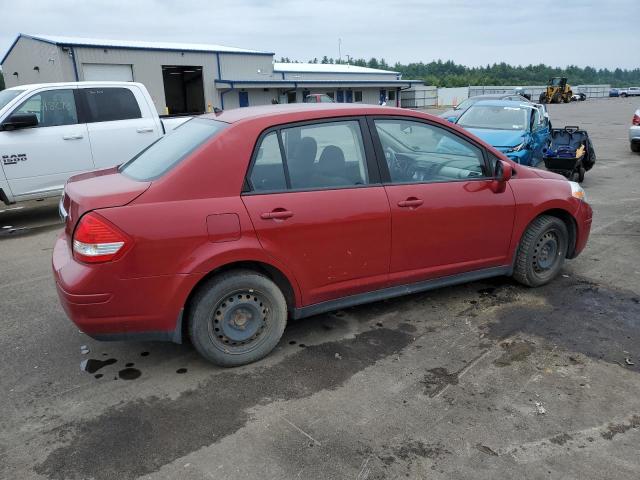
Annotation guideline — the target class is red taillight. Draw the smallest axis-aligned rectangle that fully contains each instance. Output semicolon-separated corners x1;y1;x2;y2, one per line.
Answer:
633;114;640;126
72;212;131;263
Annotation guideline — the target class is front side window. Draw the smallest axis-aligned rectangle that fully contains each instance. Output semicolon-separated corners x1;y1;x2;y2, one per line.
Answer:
14;89;77;127
375;119;486;184
282;120;369;189
119;118;225;180
81;88;141;123
249;132;287;191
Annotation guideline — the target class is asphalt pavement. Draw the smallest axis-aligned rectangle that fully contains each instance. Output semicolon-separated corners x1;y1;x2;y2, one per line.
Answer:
1;97;639;480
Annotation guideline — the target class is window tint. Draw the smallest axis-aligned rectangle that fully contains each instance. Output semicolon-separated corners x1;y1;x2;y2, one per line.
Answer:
119;118;225;180
282;120;368;189
374;119;486;184
14;89;77;127
82;88;141;123
249;132;287;191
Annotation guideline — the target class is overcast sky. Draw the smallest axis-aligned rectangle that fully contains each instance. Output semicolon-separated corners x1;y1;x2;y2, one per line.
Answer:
1;0;638;70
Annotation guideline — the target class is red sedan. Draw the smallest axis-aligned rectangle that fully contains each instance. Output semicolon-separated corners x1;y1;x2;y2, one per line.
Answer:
53;104;592;366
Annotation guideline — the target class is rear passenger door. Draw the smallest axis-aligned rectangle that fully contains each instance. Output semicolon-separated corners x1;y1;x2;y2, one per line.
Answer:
242;118;391;306
78;86;161;169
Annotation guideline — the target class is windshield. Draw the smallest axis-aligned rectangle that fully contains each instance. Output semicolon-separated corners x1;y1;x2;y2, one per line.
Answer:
119;118;226;181
458;105;529;130
0;89;25;111
455;98;475;111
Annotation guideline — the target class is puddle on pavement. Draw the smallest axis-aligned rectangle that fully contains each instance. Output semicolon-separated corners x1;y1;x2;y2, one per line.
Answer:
140;352;150;357
118;368;142;380
81;358;117;374
176;368;187;374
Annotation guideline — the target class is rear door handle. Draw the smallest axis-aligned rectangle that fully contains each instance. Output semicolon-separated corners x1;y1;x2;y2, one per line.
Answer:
62;134;83;140
398;198;424;208
136;127;154;133
260;209;294;220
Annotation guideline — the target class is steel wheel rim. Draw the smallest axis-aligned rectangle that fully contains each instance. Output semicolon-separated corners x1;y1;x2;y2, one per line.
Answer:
533;231;560;273
208;289;271;354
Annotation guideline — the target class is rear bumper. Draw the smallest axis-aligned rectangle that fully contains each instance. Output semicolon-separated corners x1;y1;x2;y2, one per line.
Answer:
570;201;593;258
52;233;199;343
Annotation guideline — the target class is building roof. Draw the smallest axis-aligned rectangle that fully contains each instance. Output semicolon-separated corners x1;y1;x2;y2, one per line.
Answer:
1;33;273;63
274;62;398;75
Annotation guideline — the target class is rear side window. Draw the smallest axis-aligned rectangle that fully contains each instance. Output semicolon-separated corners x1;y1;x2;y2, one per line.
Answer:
119;118;226;180
13;89;78;127
249;132;287;192
81;88;141;122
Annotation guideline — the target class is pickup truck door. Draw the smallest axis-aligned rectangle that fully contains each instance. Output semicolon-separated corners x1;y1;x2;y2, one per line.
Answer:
79;86;162;169
0;87;93;198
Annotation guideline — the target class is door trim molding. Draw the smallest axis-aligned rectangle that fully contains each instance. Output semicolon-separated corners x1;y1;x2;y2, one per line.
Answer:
293;265;512;319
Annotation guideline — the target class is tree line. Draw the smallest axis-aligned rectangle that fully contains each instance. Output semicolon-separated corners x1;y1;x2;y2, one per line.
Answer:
279;56;639;87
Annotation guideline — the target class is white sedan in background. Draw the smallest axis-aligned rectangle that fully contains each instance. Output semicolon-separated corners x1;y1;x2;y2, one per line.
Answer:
631;107;640;153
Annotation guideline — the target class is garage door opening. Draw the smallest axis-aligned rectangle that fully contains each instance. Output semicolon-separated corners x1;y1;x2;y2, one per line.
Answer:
162;65;205;114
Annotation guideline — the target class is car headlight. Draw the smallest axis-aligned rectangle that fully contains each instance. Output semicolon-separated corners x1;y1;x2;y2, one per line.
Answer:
569;181;587;202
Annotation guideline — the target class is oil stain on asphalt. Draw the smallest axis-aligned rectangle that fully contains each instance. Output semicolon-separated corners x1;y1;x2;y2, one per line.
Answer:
36;327;413;480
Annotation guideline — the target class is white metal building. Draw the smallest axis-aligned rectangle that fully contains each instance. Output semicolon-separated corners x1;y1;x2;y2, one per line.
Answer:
1;34;420;114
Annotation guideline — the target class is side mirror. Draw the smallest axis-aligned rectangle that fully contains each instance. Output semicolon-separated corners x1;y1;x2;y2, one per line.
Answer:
0;113;38;131
491;160;512;193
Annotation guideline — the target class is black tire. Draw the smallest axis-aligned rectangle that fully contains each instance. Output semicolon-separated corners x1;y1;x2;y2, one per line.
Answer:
188;270;287;367
621;93;628;98
513;215;569;287
539;93;547;104
631;142;640;153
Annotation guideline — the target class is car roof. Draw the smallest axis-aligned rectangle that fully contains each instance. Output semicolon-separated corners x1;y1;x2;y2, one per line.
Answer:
6;81;145;90
202;103;406;124
467;99;536;109
471;94;518;100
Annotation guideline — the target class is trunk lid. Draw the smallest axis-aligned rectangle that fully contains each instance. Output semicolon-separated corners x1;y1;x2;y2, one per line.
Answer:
62;167;150;234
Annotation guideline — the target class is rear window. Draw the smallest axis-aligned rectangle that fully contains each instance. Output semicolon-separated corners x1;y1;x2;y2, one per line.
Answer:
81;88;141;122
119;118;226;180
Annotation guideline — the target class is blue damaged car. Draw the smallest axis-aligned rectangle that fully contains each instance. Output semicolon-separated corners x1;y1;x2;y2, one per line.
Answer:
455;100;551;166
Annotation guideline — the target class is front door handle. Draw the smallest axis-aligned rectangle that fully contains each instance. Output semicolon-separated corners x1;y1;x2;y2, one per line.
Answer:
398;198;424;208
260;209;294;220
62;134;83;140
136;127;154;133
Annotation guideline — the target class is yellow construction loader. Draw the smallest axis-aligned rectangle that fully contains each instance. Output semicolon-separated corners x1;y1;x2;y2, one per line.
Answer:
539;77;573;104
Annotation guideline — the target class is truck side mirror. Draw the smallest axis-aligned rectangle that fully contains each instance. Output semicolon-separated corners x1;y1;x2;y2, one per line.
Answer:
0;113;38;131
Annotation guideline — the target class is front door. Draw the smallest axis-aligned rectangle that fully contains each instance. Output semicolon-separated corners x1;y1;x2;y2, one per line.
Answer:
370;117;515;285
242;119;390;306
0;88;93;198
346;90;353;103
239;91;249;108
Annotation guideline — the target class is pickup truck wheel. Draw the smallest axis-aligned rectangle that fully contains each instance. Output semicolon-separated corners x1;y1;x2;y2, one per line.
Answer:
631;142;640;153
513;215;568;287
189;270;287;367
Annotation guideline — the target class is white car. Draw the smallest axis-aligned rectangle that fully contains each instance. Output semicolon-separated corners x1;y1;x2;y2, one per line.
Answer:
620;87;640;97
0;81;189;204
571;92;586;101
631;108;640;153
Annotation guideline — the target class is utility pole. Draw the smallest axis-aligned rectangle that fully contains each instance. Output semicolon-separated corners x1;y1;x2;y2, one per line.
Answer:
338;38;342;63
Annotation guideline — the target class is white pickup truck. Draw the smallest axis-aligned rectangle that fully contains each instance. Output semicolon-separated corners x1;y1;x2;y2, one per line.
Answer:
0;81;189;204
